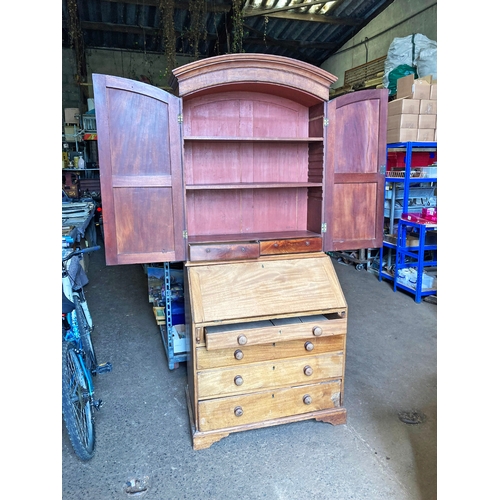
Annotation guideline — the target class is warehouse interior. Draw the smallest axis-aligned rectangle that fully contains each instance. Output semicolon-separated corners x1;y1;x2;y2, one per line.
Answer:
9;0;485;498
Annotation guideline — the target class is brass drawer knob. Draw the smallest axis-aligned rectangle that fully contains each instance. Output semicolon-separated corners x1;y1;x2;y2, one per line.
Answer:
303;365;313;376
234;375;244;386
237;335;247;345
303;394;312;405
234;406;244;417
304;341;314;351
234;349;244;360
312;326;323;336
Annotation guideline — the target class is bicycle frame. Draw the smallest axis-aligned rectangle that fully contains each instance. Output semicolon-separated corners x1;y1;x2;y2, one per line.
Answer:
62;255;93;331
63;313;95;398
62;246;101;405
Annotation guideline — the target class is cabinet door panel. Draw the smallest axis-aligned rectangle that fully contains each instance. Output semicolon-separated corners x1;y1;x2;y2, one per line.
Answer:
323;89;388;251
93;74;186;265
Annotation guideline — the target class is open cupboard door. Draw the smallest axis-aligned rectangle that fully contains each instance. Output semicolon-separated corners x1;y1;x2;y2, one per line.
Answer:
322;89;388;252
93;74;186;265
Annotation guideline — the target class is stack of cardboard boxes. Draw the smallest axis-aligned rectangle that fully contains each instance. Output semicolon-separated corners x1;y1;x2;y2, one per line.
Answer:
387;75;437;144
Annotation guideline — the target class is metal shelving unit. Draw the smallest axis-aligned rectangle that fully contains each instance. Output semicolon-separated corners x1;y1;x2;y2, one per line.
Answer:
392;219;437;303
379;142;437;302
159;262;187;370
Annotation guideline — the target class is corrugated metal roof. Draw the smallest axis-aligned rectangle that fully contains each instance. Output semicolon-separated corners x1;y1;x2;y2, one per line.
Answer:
62;0;395;68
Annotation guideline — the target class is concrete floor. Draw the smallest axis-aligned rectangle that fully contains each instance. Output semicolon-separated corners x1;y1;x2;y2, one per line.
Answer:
62;244;437;500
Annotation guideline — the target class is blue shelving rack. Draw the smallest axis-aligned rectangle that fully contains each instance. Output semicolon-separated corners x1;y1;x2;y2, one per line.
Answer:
159;262;188;370
378;141;437;302
392;219;437;303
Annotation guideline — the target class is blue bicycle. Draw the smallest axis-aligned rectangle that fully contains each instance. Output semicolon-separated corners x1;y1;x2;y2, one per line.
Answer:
62;246;111;461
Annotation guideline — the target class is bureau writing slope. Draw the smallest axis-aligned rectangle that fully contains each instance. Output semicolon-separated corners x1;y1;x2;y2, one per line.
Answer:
93;54;387;449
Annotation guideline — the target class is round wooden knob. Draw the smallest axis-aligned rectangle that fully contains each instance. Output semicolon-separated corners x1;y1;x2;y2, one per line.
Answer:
303;395;312;405
312;326;322;336
234;406;243;417
237;335;247;345
234;349;244;360
303;365;313;376
304;341;314;351
234;375;244;386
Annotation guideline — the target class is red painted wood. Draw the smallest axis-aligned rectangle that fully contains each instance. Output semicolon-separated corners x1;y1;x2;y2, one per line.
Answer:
172;53;337;104
186;188;308;236
92;57;386;264
93;74;186;265
323;89;388;252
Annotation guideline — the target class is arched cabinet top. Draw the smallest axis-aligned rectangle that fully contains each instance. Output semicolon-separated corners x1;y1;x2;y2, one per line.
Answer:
172;53;338;105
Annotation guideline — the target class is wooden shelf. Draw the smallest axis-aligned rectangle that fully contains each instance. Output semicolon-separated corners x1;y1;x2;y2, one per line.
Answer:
183;136;323;142
188;230;320;244
186;182;322;190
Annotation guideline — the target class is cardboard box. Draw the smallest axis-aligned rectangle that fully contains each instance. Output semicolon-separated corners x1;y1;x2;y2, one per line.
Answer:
387;128;418;143
388;98;421;116
419;100;437;115
430;83;437;100
418;114;437;129
417;128;436;141
387;113;418;130
64;108;80;125
172;324;187;353
64;125;81;142
384;233;419;247
397;75;431;100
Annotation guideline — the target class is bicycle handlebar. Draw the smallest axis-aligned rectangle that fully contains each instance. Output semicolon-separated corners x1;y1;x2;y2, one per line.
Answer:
63;246;101;262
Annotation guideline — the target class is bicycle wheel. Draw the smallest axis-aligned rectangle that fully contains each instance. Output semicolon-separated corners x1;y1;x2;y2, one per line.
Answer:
73;295;98;372
62;341;96;461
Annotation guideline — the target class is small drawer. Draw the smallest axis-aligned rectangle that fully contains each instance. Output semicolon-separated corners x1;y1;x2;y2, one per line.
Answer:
197;352;344;398
259;237;322;255
198;379;342;431
197;334;345;370
204;314;347;350
189;242;259;262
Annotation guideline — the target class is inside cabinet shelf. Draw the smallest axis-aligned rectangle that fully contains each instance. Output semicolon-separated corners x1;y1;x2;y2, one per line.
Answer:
184;136;323;142
185;182;322;190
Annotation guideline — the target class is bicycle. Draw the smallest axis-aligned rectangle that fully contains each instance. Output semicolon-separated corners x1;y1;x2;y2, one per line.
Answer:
62;245;111;461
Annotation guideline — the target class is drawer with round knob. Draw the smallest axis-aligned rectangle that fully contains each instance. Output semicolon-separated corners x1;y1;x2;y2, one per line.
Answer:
197;379;342;432
204;313;347;350
196;334;345;370
197;352;344;398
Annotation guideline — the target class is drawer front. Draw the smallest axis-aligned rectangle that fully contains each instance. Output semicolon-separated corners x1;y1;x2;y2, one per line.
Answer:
198;380;342;431
259;237;322;255
189;242;259;262
197;334;345;370
197;352;344;398
204;314;347;350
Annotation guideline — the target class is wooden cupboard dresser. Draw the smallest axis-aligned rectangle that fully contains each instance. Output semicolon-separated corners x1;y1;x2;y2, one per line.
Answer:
185;252;347;450
93;53;388;449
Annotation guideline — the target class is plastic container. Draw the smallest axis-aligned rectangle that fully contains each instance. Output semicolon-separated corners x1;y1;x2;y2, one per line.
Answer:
171;300;185;326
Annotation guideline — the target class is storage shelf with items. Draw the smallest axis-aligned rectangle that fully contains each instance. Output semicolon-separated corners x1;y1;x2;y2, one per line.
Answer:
379;141;437;302
392;218;437;303
146;263;187;370
62;103;101;200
